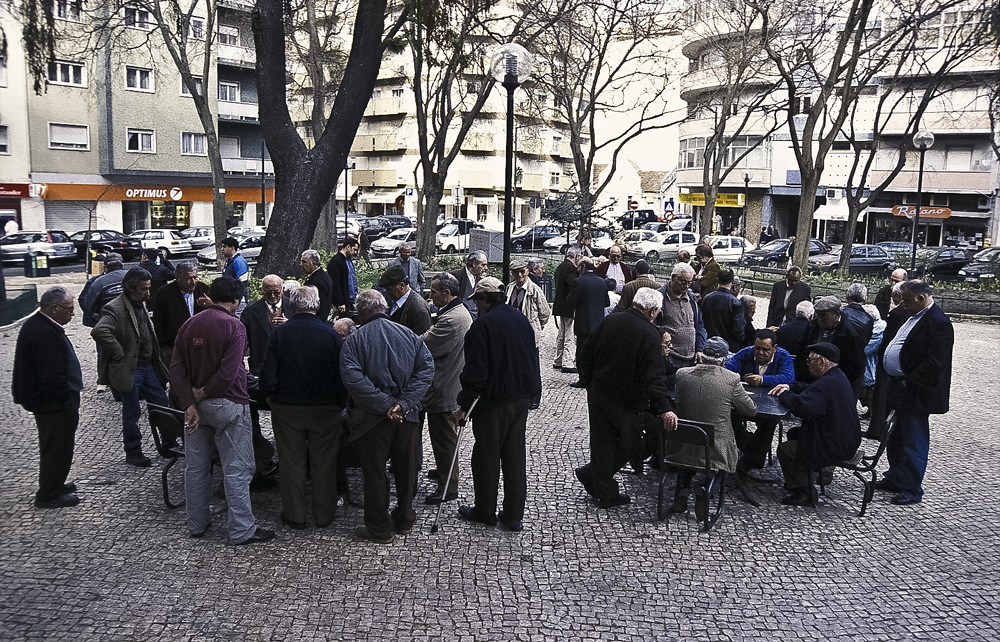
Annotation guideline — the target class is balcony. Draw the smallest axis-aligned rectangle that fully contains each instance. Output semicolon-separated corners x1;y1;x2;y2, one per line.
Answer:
519;172;544;192
351;133;404;153
218;100;258;121
364;97;406;117
869;169;991;192
461;133;495;153
218;0;253;11
351;169;400;188
678;117;777;139
222;157;273;175
519;138;545;156
551;142;573;158
878;110;991;135
457;170;496;189
675;167;771;190
217;44;255;69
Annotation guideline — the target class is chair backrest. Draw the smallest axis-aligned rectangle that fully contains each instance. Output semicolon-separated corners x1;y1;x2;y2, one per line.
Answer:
147;403;184;457
663;419;716;448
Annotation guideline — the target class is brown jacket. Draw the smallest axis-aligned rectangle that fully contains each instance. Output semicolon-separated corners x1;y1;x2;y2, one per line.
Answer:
92;294;168;392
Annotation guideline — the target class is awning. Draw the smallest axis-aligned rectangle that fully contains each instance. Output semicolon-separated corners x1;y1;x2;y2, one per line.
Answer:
358;189;403;204
812;200;864;222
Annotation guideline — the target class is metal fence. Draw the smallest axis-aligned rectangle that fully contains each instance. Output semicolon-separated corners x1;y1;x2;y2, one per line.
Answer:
0;286;38;326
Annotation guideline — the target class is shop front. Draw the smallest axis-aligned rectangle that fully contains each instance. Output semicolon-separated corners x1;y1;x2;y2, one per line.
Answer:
0;183;30;232
866;207;989;251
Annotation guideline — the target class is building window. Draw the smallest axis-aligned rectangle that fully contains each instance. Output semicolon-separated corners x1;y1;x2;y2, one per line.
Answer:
180;75;203;96
678;137;706;169
0;126;9;154
219;81;240;102
47;61;86;87
126;128;156;153
125;66;154;92
220;136;240;158
181;132;207;155
550;171;560;187
48;123;89;150
188;16;205;39
218;25;239;46
391;88;404;98
551;135;562;154
124;7;152;30
795;95;812;114
0;52;7;87
56;0;83;21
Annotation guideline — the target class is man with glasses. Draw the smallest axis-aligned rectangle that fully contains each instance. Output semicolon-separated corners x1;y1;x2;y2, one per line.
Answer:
595;245;635;294
505;258;551;348
388;242;425;294
656;262;706;369
794;296;866;398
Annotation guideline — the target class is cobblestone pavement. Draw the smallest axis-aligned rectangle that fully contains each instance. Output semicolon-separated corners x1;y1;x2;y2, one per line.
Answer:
1;280;998;641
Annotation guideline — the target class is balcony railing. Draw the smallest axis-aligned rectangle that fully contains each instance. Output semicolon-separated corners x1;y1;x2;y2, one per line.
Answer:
458;170;496;189
218;100;258;121
461;133;495;153
869;169;991;192
222;157;273;174
218;0;253;11
351;133;403;153
519;173;544;191
364;97;406;117
352;169;400;187
217;44;255;68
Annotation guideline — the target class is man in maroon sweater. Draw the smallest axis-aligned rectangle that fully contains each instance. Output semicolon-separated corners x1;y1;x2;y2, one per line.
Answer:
170;277;274;546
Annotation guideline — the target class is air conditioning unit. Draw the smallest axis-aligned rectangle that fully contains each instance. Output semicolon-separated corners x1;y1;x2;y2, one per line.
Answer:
826;189;842;201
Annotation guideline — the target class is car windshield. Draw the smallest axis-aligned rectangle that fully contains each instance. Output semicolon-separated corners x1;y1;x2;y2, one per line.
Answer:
169;231;185;240
180;228;203;238
760;240;788;251
915;248;938;260
387;228;412;240
976;247;1000;262
439;224;458;236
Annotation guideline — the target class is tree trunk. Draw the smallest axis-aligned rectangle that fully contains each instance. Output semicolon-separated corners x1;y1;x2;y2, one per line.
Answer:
792;174;820;269
417;175;446;261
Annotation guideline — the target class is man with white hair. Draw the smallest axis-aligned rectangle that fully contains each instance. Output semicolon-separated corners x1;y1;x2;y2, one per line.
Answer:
551;246;582;372
576;287;678;509
301;249;334;323
776;300;813;354
451;250;489;318
340;289;434;543
388;242;425;293
152;261;212;367
841;282;875;347
656;262;706;369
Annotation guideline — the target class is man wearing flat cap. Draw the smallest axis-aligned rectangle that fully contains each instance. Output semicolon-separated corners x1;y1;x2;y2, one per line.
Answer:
794;295;866;397
769;342;862;506
379;266;431;335
505;258;551;348
454;277;541;532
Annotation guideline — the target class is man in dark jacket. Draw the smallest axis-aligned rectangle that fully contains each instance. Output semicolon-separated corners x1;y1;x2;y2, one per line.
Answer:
594;245;636;294
551;247;581;372
12;287;84;508
139;249;174;297
566;258;609;388
700;268;745;353
776;300;814;355
767;266;811;327
794;296;866;397
877;280;953;505
841;283;875;347
874;268;907;320
454;277;541;532
325;239;359;318
303;249;335;323
379;266;432;335
151;261;211;367
79;253;125;328
450;250;488;318
770;342;862;506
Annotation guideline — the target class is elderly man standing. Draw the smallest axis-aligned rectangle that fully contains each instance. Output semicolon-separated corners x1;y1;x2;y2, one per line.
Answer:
260;286;348;529
379;266;432;335
657;262;707;370
767;266;811;327
576;287;677;509
841;283;875;347
668;336;756;518
242;275;288;377
152;260;212;367
612;259;656;313
451;250;489;317
551;246;582;373
302;249;334;323
12;287;83;509
505;258;551;348
694;244;720;297
171;277;274;545
92;267;176;466
795;296;866;396
566;258;609;388
388;242;425;294
770;343;862;506
874;268;907;320
700;268;745;353
876;280;953;505
327;239;360;318
341;289;434;544
421;272;474;504
454;277;541;531
595;244;636;294
79;252;126;328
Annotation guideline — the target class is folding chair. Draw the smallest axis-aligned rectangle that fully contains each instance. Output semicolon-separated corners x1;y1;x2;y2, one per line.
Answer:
147;403;186;509
657;419;727;532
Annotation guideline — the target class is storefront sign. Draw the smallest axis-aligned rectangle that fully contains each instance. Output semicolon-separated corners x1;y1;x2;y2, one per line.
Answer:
472;196;498;206
678;193;745;207
0;183;30;198
892;205;952;219
39;183;273;202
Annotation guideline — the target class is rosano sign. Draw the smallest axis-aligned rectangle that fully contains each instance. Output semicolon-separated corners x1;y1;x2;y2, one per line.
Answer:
892;205;952;219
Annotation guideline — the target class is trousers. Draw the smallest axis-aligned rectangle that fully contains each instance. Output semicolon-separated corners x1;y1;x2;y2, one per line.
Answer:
470;399;530;522
34;393;80;503
355;418;420;539
426;411;460;494
585;389;643;502
120;363;170;455
270;401;342;526
553;316;575;368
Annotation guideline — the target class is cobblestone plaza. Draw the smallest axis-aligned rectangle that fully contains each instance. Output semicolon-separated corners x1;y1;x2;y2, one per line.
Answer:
1;276;998;641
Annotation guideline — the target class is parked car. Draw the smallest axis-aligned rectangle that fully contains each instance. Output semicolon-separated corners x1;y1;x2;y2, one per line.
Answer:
370;227;417;257
621;229;665;260
179;226;215;250
68;229;143;261
542;229;615;256
741;238;830;267
909;247;975;280
510;221;563;252
379;215;412;233
808;243;897;275
958;246;1000;283
0;230;76;263
197;233;265;266
616;209;661;230
877;240;920;257
227;226;266;238
356;216;391;242
127;229;194;258
706;235;756;263
637;230;699;261
436;218;482;253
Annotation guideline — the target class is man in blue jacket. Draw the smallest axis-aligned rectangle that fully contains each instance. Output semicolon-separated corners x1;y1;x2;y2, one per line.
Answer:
725;328;795;474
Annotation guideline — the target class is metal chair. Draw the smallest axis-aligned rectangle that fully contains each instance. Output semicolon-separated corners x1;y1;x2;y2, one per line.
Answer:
147;403;186;509
657;419;727;532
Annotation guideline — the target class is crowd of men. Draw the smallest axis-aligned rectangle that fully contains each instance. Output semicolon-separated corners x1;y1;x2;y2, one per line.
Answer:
11;237;953;544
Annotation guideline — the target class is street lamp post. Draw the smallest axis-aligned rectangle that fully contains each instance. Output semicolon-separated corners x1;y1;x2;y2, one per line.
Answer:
491;43;533;284
742;171;751;264
911;130;934;271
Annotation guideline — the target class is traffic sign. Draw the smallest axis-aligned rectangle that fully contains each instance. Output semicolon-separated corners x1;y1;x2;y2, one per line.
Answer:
629;200;638;210
664;199;674;213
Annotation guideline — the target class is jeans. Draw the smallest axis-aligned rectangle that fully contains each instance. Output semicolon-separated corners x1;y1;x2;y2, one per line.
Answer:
120;364;170;455
884;410;930;498
184;399;257;542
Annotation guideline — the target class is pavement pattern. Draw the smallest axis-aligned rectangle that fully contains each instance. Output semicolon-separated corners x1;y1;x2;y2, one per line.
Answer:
0;275;998;641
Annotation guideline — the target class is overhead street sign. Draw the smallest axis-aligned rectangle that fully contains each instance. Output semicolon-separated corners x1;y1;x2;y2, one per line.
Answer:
892;205;952;219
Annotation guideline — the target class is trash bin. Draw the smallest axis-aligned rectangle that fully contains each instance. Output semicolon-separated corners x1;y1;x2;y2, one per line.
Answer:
88;251;104;278
23;251;51;278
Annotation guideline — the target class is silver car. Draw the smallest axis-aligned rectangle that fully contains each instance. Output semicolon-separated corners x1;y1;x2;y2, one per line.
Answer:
0;230;76;263
197;233;264;266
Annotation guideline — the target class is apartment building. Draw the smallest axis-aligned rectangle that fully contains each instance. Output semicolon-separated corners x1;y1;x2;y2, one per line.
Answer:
676;1;999;250
0;0;273;236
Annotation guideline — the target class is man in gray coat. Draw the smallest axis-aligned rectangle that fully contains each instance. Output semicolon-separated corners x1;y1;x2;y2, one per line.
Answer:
421;272;474;504
92;267;177;466
341;289;434;544
387;242;425;294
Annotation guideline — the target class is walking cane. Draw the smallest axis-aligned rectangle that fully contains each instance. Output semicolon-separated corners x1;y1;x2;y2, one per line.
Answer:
430;398;478;534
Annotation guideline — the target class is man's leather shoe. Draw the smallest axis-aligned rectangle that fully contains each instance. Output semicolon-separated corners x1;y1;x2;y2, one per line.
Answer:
694;492;708;521
598;494;631;509
35;493;79;509
575;466;597;497
394;525;412;535
280;515;307;530
874;478;899;493
63;482;77;493
497;511;523;532
190;522;210;538
426;468;440;481
569;380;586;388
890;492;922;505
561;366;578;374
425;490;459;505
457;505;497;526
780;491;812;506
671;488;690;513
355;526;393;544
126;452;152;467
233;527;275;546
552;363;563;370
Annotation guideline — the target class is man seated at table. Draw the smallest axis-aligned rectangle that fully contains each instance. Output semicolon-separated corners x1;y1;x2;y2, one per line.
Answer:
768;342;862;506
724;329;795;475
667;336;756;519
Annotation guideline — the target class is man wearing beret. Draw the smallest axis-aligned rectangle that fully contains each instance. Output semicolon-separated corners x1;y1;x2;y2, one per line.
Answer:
769;342;862;506
379;266;432;335
505;258;551;348
794;296;866;397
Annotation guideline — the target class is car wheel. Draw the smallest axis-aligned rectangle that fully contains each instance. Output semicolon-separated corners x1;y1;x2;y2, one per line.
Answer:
559;244;568;255
512;241;524;253
646;250;659;262
445;245;456;253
